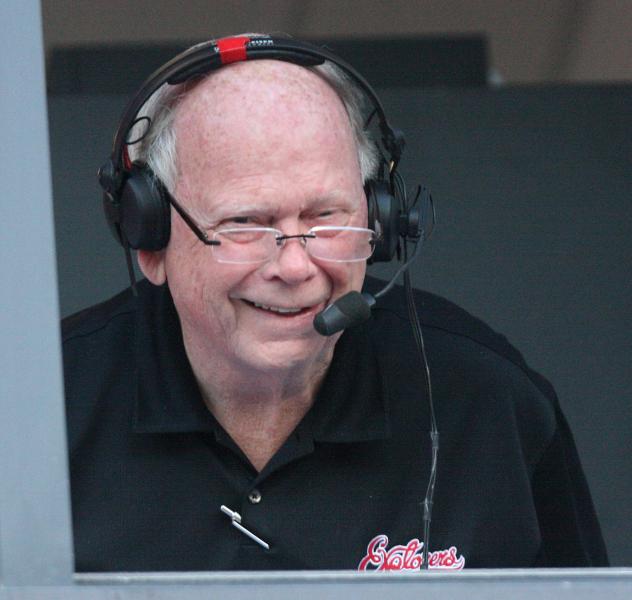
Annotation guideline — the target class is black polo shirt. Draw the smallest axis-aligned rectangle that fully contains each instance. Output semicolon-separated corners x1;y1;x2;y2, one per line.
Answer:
62;277;608;571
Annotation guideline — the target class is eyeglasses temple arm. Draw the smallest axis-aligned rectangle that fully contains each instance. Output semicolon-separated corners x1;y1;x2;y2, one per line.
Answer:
166;193;220;246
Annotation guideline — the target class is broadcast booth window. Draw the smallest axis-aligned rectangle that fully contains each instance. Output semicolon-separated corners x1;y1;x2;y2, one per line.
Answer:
3;5;631;599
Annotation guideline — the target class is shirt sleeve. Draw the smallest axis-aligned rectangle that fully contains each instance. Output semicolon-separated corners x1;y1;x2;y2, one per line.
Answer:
532;403;609;566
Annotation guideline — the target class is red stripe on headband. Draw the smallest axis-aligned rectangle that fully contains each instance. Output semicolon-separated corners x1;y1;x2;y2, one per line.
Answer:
217;37;250;64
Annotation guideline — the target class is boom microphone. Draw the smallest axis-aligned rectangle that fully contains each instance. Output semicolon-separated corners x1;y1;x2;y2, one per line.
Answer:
313;292;376;336
313;227;426;336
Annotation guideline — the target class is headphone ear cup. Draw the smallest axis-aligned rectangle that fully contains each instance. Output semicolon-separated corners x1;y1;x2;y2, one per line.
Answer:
365;179;399;262
118;166;171;250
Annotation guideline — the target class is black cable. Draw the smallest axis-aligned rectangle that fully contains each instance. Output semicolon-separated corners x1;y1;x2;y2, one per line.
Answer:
405;268;439;569
400;226;439;569
374;239;423;300
406;275;437;568
120;232;138;297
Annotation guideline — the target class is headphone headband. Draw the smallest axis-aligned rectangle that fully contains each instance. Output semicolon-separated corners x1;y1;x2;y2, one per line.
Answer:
102;35;405;193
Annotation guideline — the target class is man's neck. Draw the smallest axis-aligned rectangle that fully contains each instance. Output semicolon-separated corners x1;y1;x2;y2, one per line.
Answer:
183;336;333;472
203;389;316;472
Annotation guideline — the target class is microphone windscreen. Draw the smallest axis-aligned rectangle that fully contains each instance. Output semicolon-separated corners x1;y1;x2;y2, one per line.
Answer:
313;291;373;336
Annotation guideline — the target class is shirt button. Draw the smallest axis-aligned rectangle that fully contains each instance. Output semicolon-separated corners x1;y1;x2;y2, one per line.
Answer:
248;489;262;504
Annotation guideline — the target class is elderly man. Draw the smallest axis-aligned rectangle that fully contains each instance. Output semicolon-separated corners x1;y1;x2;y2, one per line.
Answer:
63;35;607;571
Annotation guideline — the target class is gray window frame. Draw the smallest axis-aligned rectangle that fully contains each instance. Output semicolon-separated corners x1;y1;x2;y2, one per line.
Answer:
1;2;630;598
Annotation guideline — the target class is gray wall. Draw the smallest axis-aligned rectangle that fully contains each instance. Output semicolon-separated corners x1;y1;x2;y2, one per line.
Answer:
49;84;631;565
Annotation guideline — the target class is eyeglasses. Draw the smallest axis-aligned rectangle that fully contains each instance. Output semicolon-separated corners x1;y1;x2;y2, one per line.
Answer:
168;195;377;264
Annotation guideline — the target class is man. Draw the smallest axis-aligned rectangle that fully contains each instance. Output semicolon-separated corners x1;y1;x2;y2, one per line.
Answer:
63;35;608;571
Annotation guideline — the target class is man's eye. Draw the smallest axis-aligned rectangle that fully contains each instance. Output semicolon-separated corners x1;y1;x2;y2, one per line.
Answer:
314;209;349;225
225;216;253;225
314;210;340;221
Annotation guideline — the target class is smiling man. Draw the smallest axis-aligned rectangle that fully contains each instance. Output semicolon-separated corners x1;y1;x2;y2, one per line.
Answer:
62;35;608;571
137;58;369;471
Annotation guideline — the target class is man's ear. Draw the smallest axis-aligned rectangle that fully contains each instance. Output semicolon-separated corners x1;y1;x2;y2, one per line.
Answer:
138;249;167;285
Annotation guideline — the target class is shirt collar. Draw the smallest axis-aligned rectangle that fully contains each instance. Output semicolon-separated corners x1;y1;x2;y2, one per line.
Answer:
132;281;391;443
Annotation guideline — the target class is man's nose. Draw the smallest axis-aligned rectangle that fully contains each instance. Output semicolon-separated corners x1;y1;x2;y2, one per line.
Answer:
261;235;316;284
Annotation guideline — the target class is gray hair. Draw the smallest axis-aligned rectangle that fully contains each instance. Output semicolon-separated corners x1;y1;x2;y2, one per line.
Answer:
129;49;380;193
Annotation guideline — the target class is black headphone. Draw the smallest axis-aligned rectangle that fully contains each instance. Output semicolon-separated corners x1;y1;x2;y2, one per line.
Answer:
98;35;426;262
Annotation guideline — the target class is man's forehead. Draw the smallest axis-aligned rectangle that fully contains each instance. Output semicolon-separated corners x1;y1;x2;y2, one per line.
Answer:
206;59;329;92
174;59;347;127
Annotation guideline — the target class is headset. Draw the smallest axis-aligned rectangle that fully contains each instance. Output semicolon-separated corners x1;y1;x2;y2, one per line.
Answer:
97;34;428;262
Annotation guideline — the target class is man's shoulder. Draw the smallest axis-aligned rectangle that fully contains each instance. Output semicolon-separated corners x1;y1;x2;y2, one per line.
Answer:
61;279;162;344
364;275;557;403
62;285;137;343
365;275;519;359
60;281;157;400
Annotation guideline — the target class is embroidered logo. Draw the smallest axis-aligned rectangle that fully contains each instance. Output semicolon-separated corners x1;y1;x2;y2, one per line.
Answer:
358;534;465;571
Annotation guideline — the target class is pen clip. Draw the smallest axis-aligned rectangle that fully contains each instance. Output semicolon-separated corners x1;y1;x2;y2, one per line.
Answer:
220;504;270;550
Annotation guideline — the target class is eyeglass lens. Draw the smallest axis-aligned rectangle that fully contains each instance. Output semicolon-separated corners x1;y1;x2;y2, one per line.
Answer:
211;227;376;264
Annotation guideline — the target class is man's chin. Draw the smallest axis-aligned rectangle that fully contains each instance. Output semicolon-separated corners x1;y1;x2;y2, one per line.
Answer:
239;335;333;374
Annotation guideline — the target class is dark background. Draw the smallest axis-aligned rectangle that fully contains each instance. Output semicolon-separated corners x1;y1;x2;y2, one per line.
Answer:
48;39;631;565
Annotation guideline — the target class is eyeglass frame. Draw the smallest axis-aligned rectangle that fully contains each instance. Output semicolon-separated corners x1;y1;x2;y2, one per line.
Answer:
167;194;378;263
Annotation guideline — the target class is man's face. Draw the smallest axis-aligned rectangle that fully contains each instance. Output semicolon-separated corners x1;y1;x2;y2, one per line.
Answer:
140;61;368;376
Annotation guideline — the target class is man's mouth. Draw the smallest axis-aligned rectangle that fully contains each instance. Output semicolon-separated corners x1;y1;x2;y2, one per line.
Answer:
252;302;302;314
243;299;312;316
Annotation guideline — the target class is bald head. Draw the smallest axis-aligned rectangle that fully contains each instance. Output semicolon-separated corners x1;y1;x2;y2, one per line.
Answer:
172;60;361;202
132;55;379;194
178;59;350;126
